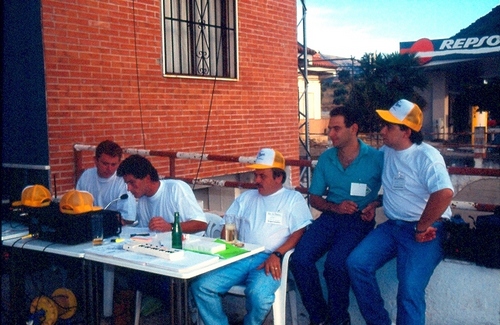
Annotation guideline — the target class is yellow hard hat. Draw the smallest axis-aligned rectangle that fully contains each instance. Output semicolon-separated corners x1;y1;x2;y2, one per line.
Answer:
59;190;102;214
12;185;52;208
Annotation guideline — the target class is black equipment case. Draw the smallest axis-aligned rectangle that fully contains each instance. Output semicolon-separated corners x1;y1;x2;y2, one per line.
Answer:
474;213;500;269
24;202;122;245
444;213;500;269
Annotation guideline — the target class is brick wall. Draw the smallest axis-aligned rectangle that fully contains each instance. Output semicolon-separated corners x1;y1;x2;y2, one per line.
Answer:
41;0;299;195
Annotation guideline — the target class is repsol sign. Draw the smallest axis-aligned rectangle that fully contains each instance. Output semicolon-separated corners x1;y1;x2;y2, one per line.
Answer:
439;35;500;50
400;35;500;64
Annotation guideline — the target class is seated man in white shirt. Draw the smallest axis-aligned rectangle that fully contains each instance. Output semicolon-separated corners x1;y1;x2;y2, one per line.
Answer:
117;154;207;307
76;140;137;224
190;148;312;325
76;140;138;320
116;154;207;233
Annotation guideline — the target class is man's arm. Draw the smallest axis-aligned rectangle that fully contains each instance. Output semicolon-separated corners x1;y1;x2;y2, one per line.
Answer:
149;217;207;233
415;188;454;242
258;227;306;280
310;194;358;215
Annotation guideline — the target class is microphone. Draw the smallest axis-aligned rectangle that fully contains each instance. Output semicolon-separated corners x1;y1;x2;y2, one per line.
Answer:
103;193;128;210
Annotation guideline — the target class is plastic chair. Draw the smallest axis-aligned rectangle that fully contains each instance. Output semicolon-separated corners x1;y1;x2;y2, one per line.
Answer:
203;212;224;238
196;248;298;325
226;248;298;325
134;213;223;325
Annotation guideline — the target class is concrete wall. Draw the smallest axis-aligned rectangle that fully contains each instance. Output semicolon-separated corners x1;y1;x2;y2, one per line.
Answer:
346;258;500;325
345;176;500;324
298;74;322;120
420;70;450;140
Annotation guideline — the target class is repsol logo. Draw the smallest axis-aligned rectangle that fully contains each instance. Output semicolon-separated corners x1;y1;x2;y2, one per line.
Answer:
439;35;500;50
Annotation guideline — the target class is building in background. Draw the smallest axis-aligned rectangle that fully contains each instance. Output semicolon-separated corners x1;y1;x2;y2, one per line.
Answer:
2;0;301;208
401;5;500;140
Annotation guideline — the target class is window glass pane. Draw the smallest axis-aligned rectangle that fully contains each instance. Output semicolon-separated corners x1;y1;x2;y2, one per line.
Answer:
162;0;237;78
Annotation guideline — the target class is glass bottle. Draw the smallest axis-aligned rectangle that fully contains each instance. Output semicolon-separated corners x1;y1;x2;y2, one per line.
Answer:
172;212;183;249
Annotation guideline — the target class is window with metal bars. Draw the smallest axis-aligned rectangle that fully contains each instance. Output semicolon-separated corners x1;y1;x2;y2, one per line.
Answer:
161;0;238;79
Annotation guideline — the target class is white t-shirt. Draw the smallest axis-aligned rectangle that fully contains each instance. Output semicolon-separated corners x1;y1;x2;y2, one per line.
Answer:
381;143;454;222
136;179;206;228
225;187;312;253
76;167;137;221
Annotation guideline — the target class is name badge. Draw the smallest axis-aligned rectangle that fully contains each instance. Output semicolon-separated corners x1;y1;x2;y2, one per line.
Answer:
393;173;405;189
266;211;283;225
350;183;367;197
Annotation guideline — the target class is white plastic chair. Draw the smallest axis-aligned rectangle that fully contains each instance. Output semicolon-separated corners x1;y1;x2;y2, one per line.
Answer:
226;248;298;325
203;212;224;238
195;213;298;325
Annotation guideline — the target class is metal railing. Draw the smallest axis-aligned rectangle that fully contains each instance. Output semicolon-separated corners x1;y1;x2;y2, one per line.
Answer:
73;144;500;212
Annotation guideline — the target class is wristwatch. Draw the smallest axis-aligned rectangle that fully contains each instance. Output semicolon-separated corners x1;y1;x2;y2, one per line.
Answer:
272;251;283;260
414;225;426;234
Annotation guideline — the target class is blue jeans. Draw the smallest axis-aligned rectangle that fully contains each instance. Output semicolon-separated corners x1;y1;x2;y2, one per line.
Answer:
190;252;281;325
290;212;374;324
347;219;444;325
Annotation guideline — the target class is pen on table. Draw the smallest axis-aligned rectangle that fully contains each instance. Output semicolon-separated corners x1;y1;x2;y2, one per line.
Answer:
111;238;124;243
130;233;150;237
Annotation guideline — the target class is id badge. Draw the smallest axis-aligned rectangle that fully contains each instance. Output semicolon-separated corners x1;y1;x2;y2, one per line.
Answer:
393;172;405;189
266;211;283;225
350;183;367;197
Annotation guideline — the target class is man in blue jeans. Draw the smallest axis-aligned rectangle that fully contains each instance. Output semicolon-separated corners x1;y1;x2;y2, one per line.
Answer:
347;99;454;325
291;106;383;325
190;148;312;325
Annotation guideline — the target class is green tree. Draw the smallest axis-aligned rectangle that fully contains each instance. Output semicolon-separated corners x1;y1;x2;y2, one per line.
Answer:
346;52;428;132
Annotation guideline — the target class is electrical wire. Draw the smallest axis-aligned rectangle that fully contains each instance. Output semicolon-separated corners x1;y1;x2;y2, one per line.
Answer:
132;0;147;148
129;1;224;185
192;26;225;191
42;242;57;253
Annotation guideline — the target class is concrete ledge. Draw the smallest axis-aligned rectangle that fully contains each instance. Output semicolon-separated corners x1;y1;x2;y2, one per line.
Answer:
347;258;500;324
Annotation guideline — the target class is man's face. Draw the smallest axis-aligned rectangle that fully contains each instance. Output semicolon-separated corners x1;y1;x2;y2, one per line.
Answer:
379;122;408;150
254;169;282;196
95;153;120;178
327;115;355;149
122;174;149;198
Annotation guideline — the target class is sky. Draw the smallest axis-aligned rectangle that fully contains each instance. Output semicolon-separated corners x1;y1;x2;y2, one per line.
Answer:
298;0;500;59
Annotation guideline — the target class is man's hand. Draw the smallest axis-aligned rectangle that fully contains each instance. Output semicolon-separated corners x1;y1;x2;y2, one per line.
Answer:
337;200;358;214
257;254;282;280
360;202;378;222
415;226;437;243
149;216;172;232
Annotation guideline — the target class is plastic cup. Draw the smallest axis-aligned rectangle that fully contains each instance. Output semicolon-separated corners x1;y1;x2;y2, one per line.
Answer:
91;214;104;245
224;214;237;243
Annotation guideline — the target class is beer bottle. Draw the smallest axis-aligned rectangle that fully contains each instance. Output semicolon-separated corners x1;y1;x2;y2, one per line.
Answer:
172;212;183;249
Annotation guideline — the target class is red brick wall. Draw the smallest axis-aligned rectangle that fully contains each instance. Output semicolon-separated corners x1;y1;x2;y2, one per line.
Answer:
41;0;299;195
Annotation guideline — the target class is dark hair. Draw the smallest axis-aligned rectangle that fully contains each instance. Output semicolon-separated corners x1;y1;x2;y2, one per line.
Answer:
117;154;160;181
95;140;122;160
397;124;424;145
329;105;361;129
272;168;287;184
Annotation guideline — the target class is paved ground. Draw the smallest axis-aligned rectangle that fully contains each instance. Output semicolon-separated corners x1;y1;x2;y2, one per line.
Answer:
107;287;311;325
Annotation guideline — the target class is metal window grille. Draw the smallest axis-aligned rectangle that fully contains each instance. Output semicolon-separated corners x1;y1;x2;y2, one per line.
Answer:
162;0;237;78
